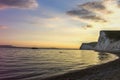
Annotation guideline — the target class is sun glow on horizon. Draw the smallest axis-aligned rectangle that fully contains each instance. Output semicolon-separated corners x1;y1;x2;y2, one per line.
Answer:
0;0;120;49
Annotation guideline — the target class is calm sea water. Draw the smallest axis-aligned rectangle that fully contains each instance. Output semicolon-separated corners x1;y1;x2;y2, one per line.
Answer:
0;48;118;80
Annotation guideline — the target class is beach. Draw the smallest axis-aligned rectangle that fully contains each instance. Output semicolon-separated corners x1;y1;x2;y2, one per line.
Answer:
42;51;120;80
0;0;120;80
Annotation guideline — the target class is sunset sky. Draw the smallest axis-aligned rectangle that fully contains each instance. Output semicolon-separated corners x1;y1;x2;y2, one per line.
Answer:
0;0;120;49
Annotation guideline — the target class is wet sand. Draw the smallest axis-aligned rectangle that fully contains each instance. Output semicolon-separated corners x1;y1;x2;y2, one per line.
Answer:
42;51;120;80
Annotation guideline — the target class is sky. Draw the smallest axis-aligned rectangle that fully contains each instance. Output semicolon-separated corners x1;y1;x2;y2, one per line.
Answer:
0;0;120;49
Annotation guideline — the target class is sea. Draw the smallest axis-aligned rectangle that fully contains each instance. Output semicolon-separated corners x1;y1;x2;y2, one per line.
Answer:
0;48;118;80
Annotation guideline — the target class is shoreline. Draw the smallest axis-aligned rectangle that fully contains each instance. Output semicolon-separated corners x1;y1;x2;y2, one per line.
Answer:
42;51;120;80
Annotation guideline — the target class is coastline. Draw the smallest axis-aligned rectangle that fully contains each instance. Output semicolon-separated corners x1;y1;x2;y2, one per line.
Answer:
42;51;120;80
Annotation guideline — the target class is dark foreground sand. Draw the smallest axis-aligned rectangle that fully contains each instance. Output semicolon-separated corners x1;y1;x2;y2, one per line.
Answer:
42;51;120;80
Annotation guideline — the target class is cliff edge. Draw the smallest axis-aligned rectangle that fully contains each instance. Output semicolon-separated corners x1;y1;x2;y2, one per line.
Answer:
80;42;97;50
80;31;120;51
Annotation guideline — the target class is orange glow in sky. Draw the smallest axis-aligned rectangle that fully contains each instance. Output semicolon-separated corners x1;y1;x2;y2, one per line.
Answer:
0;0;120;49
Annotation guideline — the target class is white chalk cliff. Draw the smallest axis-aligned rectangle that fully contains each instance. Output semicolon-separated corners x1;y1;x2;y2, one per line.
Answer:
80;42;97;50
80;31;120;51
95;31;120;51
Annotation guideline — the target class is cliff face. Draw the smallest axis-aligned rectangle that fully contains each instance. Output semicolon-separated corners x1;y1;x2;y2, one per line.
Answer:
80;42;97;50
80;31;120;51
95;31;120;51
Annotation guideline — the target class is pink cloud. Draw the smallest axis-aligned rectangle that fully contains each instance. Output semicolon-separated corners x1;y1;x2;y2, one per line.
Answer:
0;0;38;9
0;25;8;30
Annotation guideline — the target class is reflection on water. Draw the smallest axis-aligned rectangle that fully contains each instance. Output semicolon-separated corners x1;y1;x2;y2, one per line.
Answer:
0;48;118;80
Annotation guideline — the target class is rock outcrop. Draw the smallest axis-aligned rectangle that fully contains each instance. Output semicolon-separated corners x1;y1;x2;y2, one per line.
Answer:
95;31;120;51
80;42;97;50
80;31;120;51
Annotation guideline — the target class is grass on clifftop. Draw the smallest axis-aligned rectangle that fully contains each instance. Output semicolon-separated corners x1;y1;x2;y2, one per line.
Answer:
104;31;120;40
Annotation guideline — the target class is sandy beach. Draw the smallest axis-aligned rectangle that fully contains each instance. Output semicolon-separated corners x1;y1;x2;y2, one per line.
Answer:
42;51;120;80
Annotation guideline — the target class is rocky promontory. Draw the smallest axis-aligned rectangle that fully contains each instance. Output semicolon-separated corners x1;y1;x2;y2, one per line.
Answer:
80;31;120;51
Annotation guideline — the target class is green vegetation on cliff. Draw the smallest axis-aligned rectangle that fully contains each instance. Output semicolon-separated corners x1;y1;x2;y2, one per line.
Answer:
103;31;120;40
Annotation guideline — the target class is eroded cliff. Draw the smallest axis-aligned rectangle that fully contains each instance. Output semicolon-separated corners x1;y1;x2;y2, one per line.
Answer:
80;31;120;51
95;31;120;51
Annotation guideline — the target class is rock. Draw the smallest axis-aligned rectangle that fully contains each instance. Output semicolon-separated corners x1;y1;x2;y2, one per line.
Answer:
95;31;120;51
80;31;120;51
80;42;97;50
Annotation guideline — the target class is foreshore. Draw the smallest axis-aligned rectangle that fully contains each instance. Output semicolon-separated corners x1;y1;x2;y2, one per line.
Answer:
42;51;120;80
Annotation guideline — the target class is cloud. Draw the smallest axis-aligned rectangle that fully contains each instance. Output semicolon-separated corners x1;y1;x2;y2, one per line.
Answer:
67;8;107;22
80;1;105;11
81;1;112;14
86;25;93;28
67;1;108;23
67;0;120;29
0;0;38;9
0;25;8;30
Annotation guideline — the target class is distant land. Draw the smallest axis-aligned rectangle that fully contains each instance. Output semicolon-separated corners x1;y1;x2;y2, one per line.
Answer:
0;45;78;50
0;45;29;49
